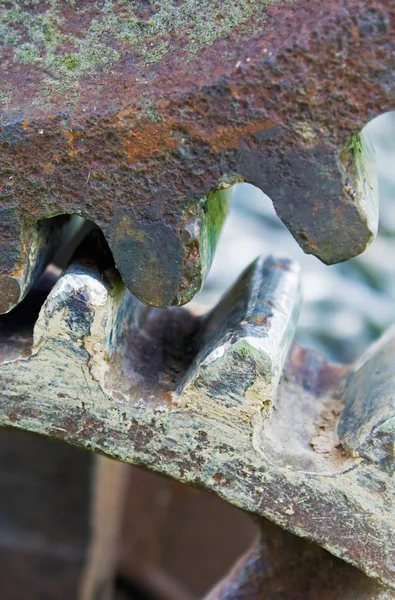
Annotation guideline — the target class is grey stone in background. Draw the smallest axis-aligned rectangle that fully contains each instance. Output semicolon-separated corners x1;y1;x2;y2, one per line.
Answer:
194;112;395;363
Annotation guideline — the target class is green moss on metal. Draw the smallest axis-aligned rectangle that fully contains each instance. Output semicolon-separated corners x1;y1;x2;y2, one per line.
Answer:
345;133;364;159
199;185;232;283
1;0;289;93
0;92;13;106
340;129;378;240
13;42;40;63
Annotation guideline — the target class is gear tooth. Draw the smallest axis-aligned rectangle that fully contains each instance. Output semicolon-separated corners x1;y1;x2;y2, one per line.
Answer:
0;217;82;315
33;230;139;376
109;186;231;308
32;249;302;412
176;255;301;414
338;325;395;455
0;242;394;588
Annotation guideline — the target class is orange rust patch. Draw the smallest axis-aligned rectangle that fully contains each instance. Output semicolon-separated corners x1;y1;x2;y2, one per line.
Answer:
40;162;55;175
61;128;85;159
351;25;361;44
122;118;274;163
123;121;178;163
253;315;270;325
205;119;274;153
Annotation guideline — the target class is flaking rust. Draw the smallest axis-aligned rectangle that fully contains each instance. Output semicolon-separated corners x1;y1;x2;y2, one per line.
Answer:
1;0;394;311
0;240;393;594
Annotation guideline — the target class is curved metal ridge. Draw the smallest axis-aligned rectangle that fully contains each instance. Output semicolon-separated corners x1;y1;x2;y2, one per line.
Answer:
1;0;394;311
0;248;393;590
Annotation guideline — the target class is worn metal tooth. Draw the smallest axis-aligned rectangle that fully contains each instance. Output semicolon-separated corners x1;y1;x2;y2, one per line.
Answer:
297;128;378;265
243;121;379;267
109;187;232;308
0;216;81;315
33;229;140;372
1;0;393;311
338;325;395;458
175;256;301;417
205;520;393;600
34;253;302;410
0;264;60;365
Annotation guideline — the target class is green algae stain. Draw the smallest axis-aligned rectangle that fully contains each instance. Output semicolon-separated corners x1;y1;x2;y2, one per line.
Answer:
13;42;40;63
1;0;289;94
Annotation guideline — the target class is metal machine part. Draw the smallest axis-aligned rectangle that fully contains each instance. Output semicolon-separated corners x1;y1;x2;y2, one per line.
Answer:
0;1;394;598
0;239;393;596
1;0;394;311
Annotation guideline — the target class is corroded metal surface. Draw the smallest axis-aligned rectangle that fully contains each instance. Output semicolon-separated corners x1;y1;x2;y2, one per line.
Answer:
0;245;393;593
1;0;394;311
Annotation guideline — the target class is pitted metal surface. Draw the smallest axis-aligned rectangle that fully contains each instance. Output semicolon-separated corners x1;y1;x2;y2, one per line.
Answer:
1;0;394;312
